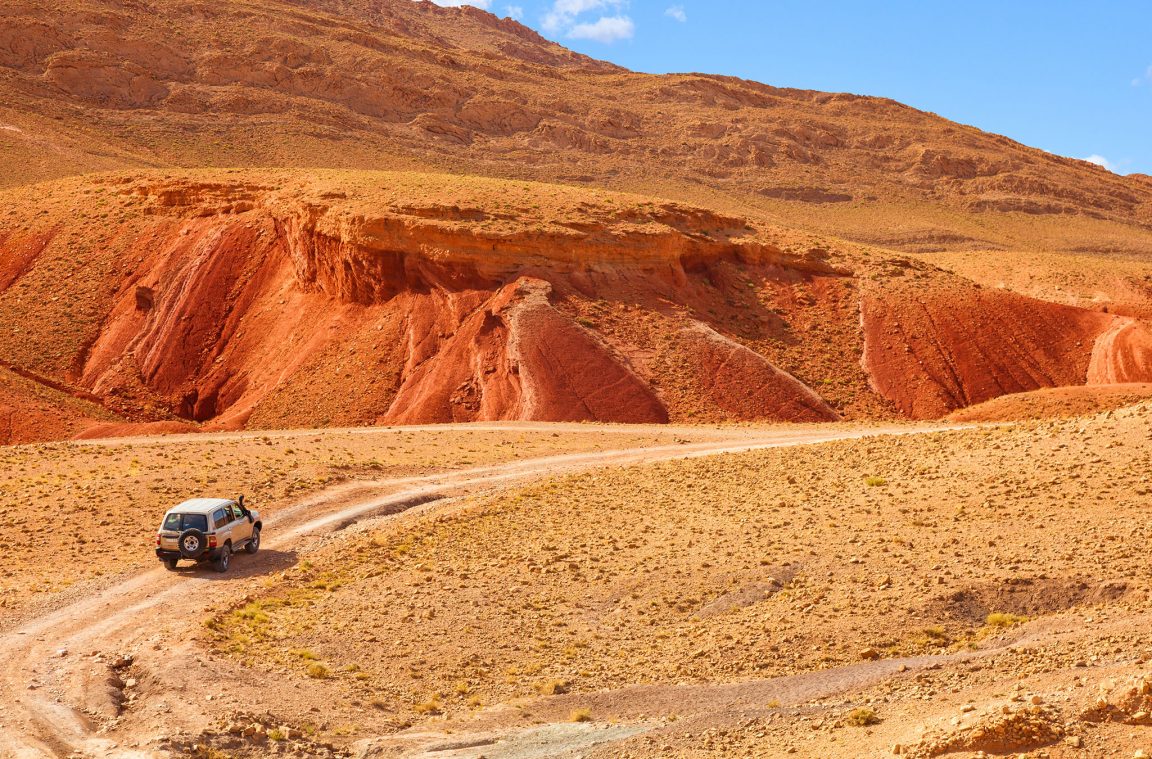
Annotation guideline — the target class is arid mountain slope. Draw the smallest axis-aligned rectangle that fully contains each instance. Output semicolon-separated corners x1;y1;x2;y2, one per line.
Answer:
0;170;854;434
2;0;1151;255
2;169;1151;436
2;0;1152;435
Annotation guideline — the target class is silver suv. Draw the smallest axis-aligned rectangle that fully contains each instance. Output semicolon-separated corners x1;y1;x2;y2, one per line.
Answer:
155;496;262;572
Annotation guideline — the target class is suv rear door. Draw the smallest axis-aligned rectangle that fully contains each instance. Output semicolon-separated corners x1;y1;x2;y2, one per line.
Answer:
211;507;232;546
227;501;251;544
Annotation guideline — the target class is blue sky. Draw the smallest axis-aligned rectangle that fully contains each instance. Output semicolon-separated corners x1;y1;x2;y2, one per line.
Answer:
434;0;1152;176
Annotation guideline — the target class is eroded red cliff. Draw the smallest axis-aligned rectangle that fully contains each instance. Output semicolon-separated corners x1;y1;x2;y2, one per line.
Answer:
0;171;847;434
861;275;1152;418
2;169;1150;438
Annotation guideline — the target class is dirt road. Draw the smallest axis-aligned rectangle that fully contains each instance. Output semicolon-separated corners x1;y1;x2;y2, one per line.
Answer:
0;423;957;758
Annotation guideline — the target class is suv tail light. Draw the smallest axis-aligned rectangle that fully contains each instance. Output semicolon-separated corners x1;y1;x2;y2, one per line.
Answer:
208;535;218;549
156;535;161;547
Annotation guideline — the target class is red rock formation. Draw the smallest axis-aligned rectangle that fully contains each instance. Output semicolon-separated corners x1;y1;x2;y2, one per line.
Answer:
383;278;667;424
0;172;853;432
671;323;839;422
504;279;668;423
1086;317;1152;385
862;277;1152;419
3;171;1150;438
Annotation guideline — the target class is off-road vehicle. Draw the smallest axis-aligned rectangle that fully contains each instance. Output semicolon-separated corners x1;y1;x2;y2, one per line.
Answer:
155;496;261;572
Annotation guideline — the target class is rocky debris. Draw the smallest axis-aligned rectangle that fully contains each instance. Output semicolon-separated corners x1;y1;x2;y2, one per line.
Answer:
1080;674;1152;725
134;285;155;311
906;703;1066;757
109;653;134;670
86;651;141;719
160;712;353;758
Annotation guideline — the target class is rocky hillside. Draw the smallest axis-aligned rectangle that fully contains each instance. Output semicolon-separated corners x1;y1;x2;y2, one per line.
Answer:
2;0;1151;251
0;169;1150;439
1;0;1152;439
0;171;851;435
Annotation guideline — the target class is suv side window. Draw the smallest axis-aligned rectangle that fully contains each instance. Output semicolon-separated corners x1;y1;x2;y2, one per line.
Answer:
229;503;244;521
212;508;229;530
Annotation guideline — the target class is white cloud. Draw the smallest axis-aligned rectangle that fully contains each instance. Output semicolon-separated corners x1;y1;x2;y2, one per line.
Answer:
505;4;524;19
541;0;634;43
429;0;491;7
1084;154;1117;172
665;4;686;22
543;0;625;33
568;14;635;42
1133;65;1152;87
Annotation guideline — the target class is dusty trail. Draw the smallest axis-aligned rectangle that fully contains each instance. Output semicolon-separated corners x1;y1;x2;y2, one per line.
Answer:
0;423;957;758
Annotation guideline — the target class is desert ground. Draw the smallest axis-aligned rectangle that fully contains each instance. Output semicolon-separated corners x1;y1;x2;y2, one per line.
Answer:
0;411;1148;758
2;0;1152;757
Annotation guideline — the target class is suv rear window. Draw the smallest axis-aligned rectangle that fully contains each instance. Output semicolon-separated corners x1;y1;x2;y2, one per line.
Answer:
162;513;209;532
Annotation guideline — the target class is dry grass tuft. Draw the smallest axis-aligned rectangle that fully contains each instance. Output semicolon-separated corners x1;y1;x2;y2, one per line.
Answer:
569;707;593;723
845;707;880;727
414;696;443;715
985;612;1029;628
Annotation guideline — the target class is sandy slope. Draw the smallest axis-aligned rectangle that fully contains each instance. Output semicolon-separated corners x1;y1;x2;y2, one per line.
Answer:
2;409;1151;758
193;405;1152;758
0;422;940;758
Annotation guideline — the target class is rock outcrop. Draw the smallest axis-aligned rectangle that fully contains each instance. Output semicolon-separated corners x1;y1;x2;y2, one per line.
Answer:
861;275;1152;418
0;171;855;433
2;169;1150;436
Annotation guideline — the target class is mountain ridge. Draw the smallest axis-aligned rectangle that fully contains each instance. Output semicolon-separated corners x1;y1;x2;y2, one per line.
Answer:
1;0;1152;440
2;0;1150;244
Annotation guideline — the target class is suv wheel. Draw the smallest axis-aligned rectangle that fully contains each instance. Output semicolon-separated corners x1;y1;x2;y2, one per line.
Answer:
163;557;179;571
214;543;232;573
178;528;207;559
245;527;261;554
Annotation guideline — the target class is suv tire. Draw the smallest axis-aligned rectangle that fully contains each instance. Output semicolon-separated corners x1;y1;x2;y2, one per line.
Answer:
214;543;231;573
163;557;179;571
245;527;261;554
178;528;207;559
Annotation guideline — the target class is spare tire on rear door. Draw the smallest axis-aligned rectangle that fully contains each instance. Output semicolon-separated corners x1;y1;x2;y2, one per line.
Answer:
178;528;207;559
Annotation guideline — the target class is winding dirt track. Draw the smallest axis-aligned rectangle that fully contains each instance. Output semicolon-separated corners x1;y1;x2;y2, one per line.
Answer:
0;423;957;759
